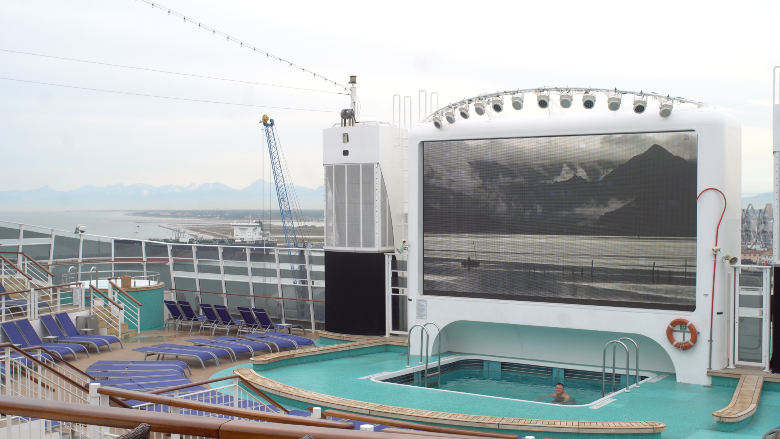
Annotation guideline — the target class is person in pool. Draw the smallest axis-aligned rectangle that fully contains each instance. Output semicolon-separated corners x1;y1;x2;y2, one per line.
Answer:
534;383;573;404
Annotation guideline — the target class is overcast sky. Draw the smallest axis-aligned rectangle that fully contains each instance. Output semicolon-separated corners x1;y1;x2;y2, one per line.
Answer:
1;0;777;194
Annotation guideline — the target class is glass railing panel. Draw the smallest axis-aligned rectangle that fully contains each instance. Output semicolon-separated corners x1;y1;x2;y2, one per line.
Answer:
249;249;276;263
172;277;198;308
281;284;310;322
146;263;171;288
52;235;80;260
0;225;19;239
21;228;50;239
312;286;325;323
197;261;221;275
145;243;169;258
81;238;112;259
224;265;248;276
310;270;325;281
279;269;308;280
114;240;143;258
251;267;277;277
173;262;194;272
21;244;50;263
391;259;407;271
171;245;193;259
222;248;247;261
225;281;251;313
278;253;306;265
199;279;224;306
196;246;220;261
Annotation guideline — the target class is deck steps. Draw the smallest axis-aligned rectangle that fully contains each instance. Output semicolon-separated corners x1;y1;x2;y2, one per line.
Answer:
98;319;137;339
712;375;763;427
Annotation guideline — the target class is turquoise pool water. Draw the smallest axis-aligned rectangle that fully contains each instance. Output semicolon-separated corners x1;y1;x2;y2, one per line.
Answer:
414;369;603;404
211;351;780;439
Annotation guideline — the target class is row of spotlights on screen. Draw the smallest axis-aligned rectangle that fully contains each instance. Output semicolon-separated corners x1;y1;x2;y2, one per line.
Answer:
434;92;674;129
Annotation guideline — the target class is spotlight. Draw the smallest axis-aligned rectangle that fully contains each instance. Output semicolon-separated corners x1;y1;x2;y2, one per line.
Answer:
491;96;504;113
459;104;470;119
607;95;622;111
659;101;673;118
633;96;647;114
537;93;550;109
511;94;524;110
474;101;487;116
432;115;443;129
559;92;573;109
445;109;456;124
582;93;596;109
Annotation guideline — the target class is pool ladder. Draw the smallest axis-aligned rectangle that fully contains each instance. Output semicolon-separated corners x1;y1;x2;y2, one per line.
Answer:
407;322;442;388
601;337;640;397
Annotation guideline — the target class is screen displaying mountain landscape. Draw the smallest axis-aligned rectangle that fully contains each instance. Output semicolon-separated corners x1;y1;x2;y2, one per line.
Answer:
422;131;698;311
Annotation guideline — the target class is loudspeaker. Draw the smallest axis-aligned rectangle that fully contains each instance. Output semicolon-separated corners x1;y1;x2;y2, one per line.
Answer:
324;251;386;336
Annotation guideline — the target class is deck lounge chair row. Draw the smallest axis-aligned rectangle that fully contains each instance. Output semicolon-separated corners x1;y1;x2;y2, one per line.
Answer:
1;313;123;360
163;301;312;347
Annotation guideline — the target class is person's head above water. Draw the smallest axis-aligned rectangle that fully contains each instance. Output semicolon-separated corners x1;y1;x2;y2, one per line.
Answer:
555;383;565;394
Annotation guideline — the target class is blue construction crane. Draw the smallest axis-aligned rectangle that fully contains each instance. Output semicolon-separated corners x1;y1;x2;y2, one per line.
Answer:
261;114;299;249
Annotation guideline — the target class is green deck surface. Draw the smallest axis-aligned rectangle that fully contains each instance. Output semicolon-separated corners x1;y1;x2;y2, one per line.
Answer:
212;350;780;438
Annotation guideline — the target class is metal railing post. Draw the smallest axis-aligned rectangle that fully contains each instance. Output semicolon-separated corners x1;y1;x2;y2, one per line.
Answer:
88;384;101;438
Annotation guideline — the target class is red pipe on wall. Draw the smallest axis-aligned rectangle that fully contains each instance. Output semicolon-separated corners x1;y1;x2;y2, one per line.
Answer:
696;187;726;370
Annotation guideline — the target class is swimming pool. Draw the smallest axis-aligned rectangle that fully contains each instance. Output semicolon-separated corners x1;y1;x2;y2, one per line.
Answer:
379;358;647;405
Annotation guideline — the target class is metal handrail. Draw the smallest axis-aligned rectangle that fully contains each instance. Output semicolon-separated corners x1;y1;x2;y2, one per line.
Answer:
602;340;631;397
108;280;142;306
407;324;430;388
423;322;442;378
617;337;640;388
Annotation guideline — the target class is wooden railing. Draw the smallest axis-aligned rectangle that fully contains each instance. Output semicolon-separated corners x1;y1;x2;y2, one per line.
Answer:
0;393;462;439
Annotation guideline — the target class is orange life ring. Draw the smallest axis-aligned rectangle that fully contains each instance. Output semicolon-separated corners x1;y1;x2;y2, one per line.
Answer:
666;318;697;350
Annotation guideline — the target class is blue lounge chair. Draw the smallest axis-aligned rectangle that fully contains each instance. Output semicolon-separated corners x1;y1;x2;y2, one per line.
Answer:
186;338;254;360
209;336;277;353
252;307;308;336
39;314;111;353
1;321;83;360
132;346;219;369
237;307;262;333
164;300;184;331
55;312;123;348
15;319;90;358
198;304;221;335
239;332;300;350
87;360;191;375
213;305;244;335
177;301;206;333
153;344;234;363
251;308;314;346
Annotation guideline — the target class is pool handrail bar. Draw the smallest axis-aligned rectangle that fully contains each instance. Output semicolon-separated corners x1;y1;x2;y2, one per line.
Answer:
423;322;442;379
67;266;77;284
617;337;640;388
406;324;430;368
602;339;631;396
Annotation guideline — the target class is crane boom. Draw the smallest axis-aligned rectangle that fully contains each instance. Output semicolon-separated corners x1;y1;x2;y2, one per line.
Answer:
261;115;299;248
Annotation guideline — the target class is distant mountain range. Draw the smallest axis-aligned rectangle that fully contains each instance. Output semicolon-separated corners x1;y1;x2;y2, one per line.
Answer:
742;192;771;209
0;180;324;211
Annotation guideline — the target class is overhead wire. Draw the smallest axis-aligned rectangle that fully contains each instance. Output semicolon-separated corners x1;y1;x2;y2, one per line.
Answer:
0;77;337;113
135;0;349;92
0;49;347;96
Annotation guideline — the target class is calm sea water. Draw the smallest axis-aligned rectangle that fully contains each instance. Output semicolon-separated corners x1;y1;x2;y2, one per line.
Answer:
0;211;188;240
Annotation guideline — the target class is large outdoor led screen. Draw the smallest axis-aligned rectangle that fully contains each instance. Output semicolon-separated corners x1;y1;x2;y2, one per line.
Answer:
423;131;697;311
